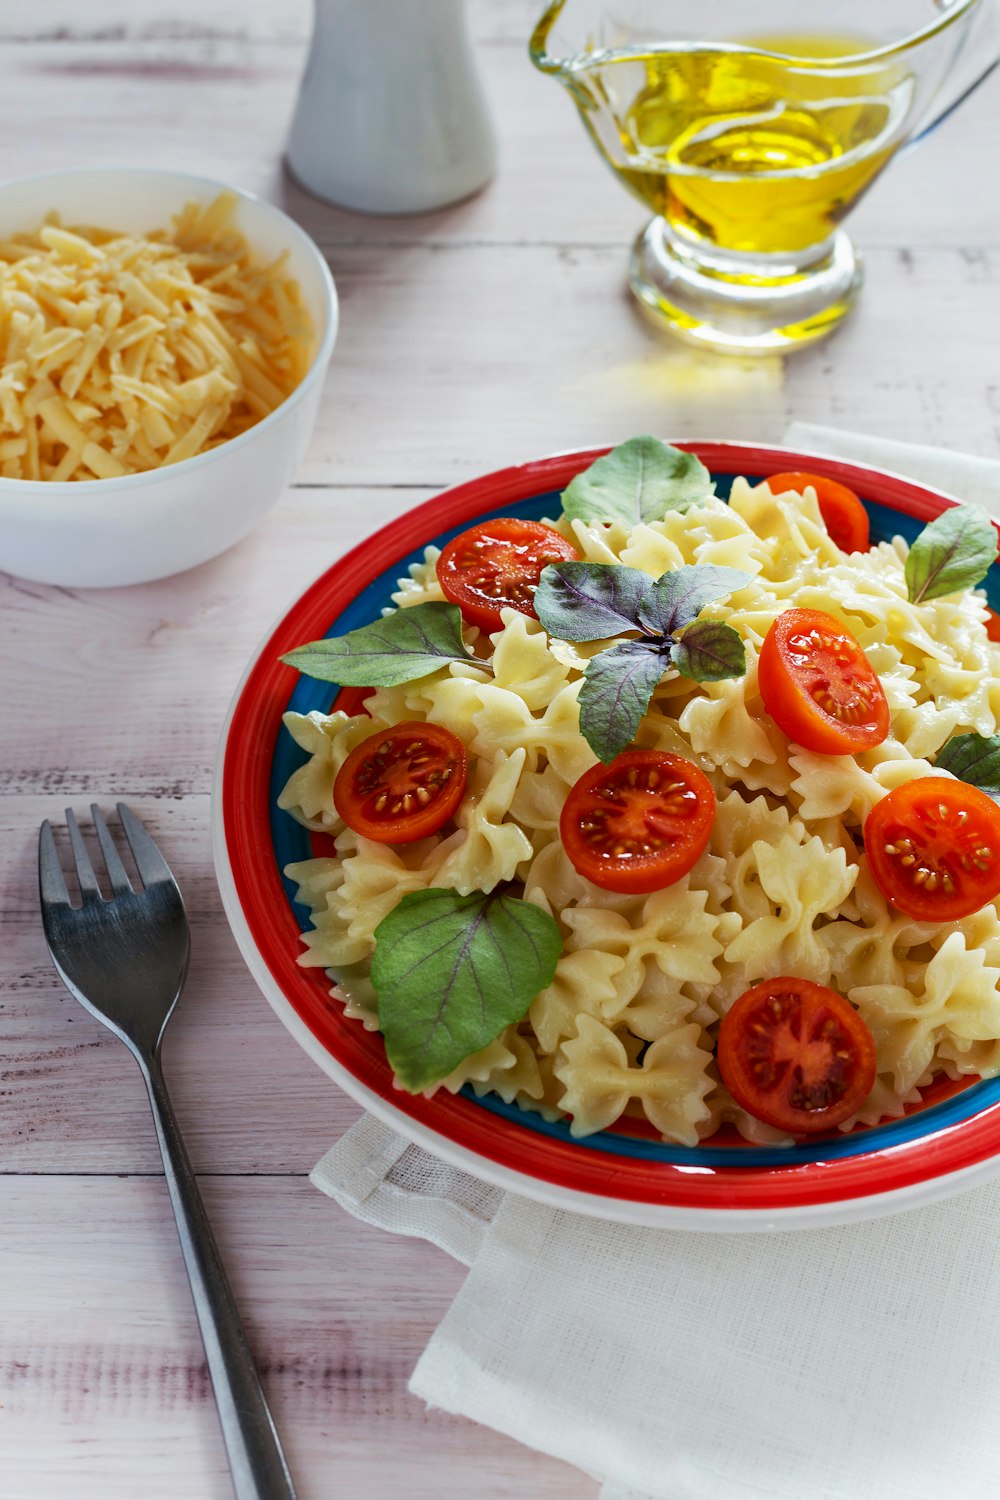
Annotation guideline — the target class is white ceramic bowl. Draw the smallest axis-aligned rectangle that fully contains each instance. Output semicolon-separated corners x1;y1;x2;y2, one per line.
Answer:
0;168;338;588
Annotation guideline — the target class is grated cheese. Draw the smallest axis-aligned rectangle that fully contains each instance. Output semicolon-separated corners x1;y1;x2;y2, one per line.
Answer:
0;193;316;481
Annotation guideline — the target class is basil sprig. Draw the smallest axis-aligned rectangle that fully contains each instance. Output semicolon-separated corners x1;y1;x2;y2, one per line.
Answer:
280;601;485;687
535;561;749;762
905;504;998;604
371;888;562;1092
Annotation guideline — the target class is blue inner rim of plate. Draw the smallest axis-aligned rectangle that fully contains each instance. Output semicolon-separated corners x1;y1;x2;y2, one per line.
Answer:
269;473;1000;1167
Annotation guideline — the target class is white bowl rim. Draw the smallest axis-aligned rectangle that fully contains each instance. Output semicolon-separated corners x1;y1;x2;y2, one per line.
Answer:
0;165;338;496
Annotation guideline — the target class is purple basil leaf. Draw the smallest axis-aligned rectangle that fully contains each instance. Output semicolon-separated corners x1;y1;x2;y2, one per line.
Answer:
637;564;752;636
672;619;746;682
534;561;654;641
579;640;671;762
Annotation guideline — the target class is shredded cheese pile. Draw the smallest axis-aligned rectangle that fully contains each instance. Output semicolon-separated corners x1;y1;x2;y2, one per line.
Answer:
0;193;315;481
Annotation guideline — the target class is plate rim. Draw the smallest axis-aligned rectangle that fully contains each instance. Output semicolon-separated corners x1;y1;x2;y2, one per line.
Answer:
211;439;1000;1231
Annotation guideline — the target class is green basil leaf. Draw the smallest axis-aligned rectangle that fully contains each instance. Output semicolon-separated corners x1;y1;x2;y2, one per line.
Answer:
935;731;1000;802
371;888;563;1092
579;640;669;763
672;619;746;682
637;564;752;636
534;560;653;641
904;504;998;605
561;436;713;528
281;601;472;686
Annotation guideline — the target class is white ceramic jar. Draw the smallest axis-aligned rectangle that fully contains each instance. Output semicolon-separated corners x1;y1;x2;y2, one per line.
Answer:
287;0;498;214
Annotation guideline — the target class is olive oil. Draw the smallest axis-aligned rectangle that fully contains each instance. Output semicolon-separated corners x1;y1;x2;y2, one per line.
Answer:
572;33;912;254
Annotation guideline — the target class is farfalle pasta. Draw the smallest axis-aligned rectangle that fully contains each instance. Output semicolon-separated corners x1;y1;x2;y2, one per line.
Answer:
281;464;1000;1145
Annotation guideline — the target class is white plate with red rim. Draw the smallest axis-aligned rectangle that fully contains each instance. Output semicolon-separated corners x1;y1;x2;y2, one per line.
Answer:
213;440;1000;1230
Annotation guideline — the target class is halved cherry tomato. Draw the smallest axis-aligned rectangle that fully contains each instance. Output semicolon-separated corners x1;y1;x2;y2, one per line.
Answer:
560;750;715;894
333;722;467;844
718;978;876;1135
436;517;578;634
758;607;890;755
766;470;870;553
864;777;1000;921
985;607;1000;643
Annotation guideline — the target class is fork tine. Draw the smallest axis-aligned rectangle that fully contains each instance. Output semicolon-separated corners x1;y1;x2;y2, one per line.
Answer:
91;804;133;895
116;803;173;888
66;807;103;902
38;820;71;908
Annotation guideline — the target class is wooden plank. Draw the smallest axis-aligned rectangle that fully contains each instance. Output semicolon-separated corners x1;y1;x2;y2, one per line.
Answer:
0;487;433;798
6;793;307;1175
287;242;1000;485
2;1174;595;1498
1;792;365;1174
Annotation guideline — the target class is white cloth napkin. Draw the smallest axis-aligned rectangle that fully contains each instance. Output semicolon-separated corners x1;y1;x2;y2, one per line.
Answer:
312;425;1000;1500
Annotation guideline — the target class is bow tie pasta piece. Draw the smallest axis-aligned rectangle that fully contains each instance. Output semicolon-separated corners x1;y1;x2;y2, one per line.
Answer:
560;516;635;565
612;963;717;1043
562;881;732;1018
839;1074;924;1130
521;839;643;922
791;747;929;824
466;1029;547;1107
397;671;491;746
918;653;1000;743
620;496;771;579
683;845;732;915
427;1028;544;1105
719;834;859;1009
447;1031;539;1105
894;700;969;761
284;855;370;970
488;609;574;711
706;1081;796;1147
851;931;1000;1097
938;1033;1000;1081
469;680;595;784
728;475;841;569
710;788;808;860
679;656;794;798
508;762;574;838
423;749;533;897
820;860;939;993
554;1015;715;1145
528;949;626;1054
390;546;446;609
288;835;448;969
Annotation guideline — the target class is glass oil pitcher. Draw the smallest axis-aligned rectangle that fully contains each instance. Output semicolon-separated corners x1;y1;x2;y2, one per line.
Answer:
531;0;996;353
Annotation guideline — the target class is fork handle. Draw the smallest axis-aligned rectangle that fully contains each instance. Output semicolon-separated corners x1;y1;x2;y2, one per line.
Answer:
141;1053;298;1500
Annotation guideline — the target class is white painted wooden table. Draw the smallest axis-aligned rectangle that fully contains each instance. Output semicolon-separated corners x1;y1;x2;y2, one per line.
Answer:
2;4;998;1496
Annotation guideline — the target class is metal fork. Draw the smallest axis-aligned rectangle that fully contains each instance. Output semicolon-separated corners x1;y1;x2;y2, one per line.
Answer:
39;804;297;1500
